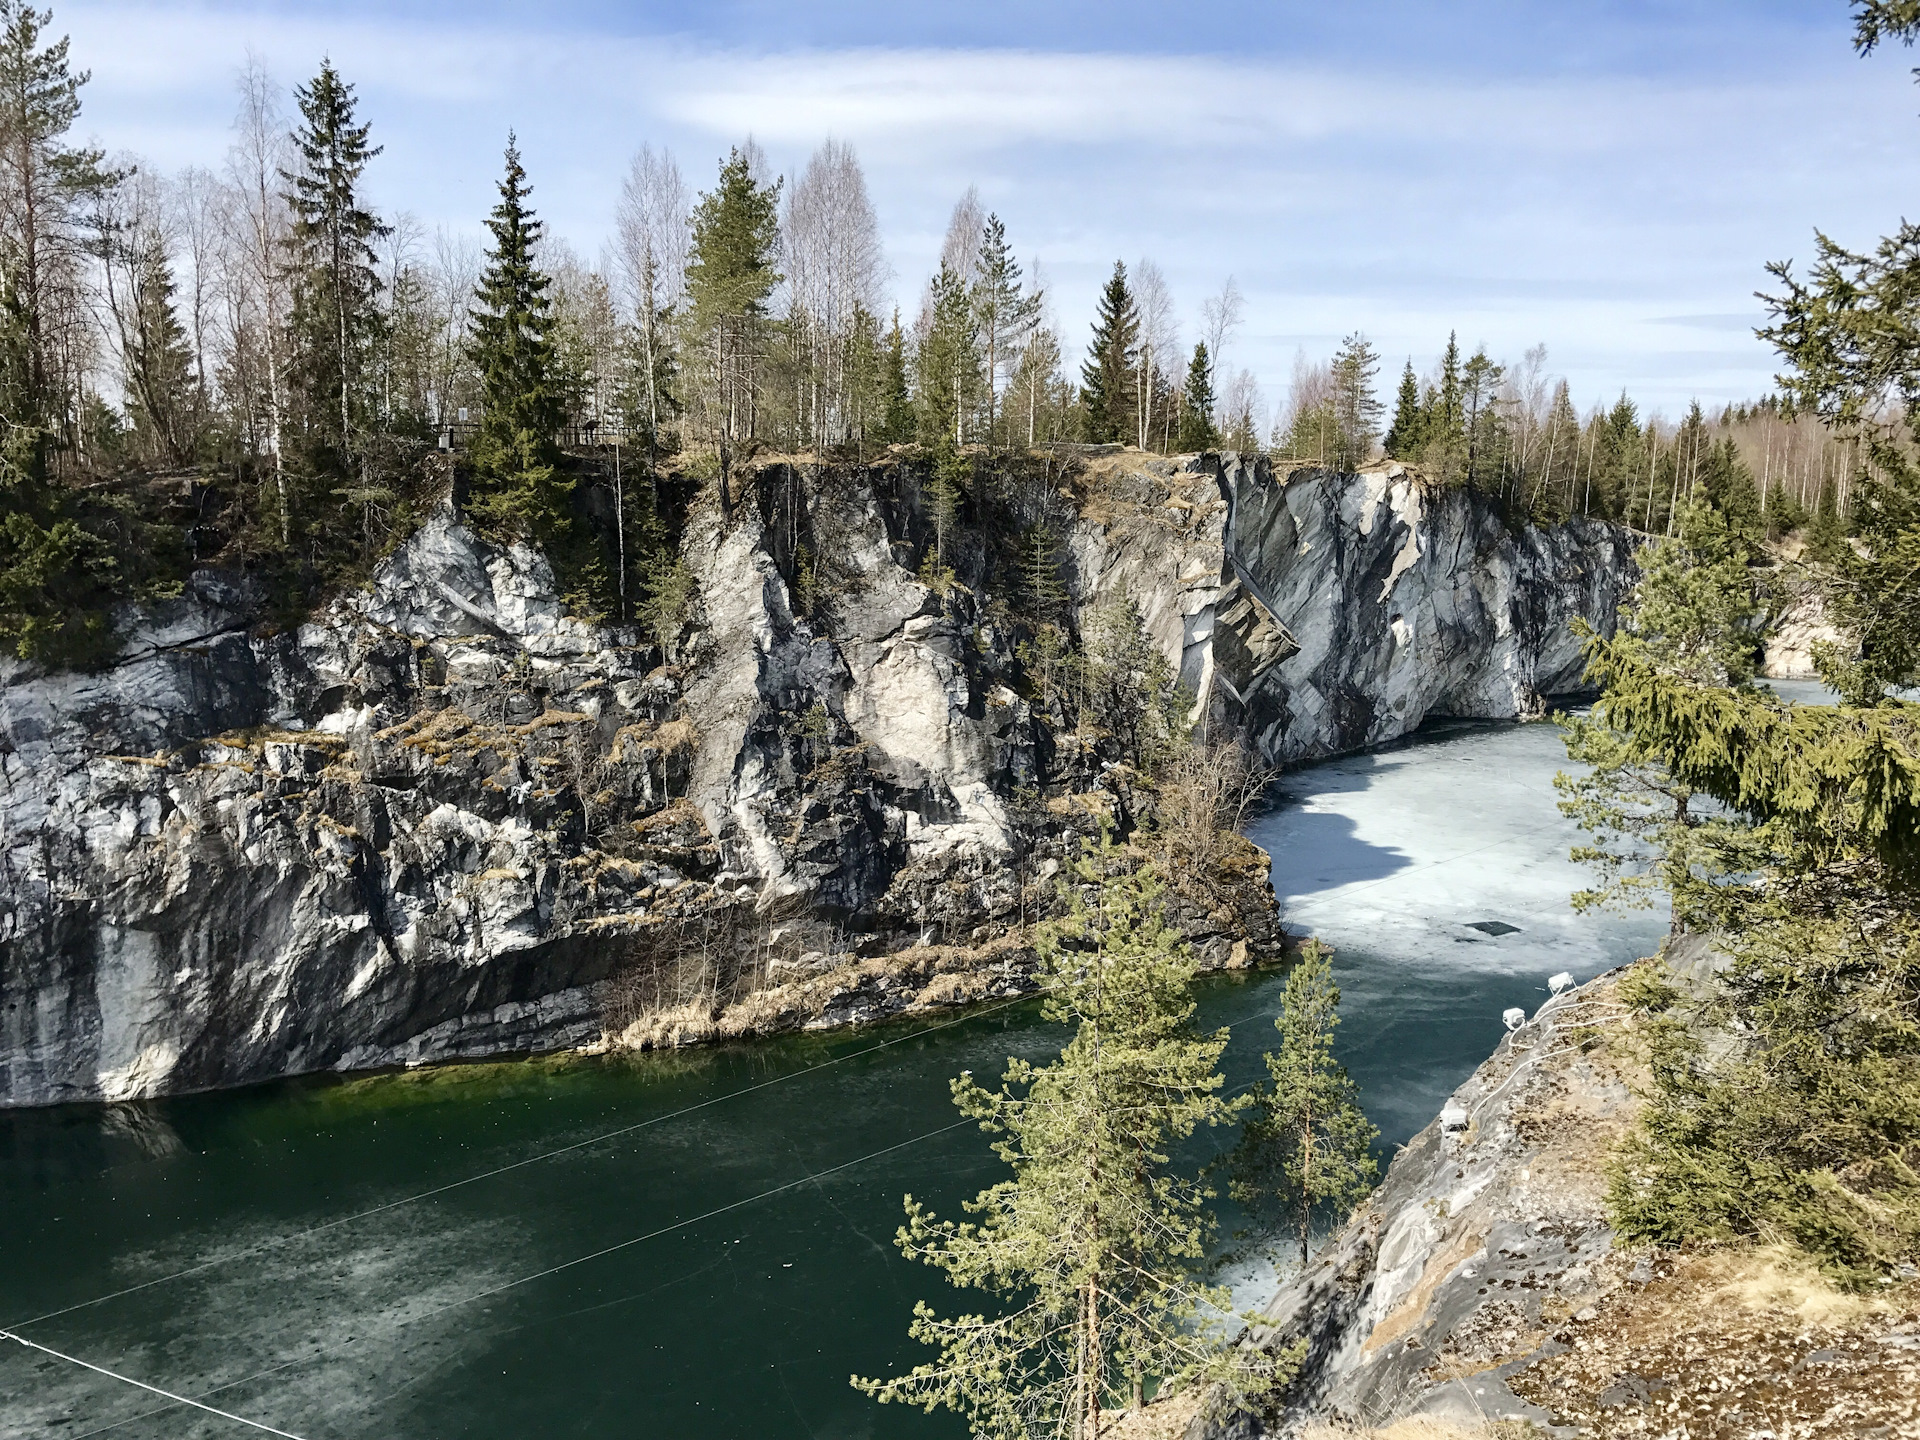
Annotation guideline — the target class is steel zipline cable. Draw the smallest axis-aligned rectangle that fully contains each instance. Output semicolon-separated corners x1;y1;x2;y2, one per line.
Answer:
0;1329;311;1440
52;1115;980;1440
6;992;1040;1334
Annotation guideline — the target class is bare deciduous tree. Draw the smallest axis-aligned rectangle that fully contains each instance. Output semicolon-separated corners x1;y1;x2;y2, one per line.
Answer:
223;54;291;531
1201;274;1245;370
615;142;688;455
1154;740;1277;893
783;137;885;449
1133;258;1176;450
938;184;984;285
170;165;223;410
1221;366;1264;452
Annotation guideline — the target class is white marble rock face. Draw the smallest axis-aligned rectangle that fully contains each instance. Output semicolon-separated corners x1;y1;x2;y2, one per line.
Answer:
0;458;1632;1106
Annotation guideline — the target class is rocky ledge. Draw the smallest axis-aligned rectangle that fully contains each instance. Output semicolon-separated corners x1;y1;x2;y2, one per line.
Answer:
2;453;1632;1107
1182;957;1920;1440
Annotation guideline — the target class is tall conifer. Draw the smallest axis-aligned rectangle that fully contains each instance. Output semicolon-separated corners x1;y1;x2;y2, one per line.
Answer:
875;306;913;444
1178;341;1219;451
1328;333;1383;471
856;844;1285;1435
1459;346;1503;487
123;236;196;466
282;59;386;485
1383;360;1422;459
972;214;1039;447
0;1;128;660
1234;942;1378;1265
1422;331;1466;482
683;147;780;520
466;137;568;540
1079;261;1139;444
915;261;981;448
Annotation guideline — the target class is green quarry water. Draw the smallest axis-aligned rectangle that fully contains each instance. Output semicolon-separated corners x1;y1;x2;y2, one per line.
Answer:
0;718;1665;1439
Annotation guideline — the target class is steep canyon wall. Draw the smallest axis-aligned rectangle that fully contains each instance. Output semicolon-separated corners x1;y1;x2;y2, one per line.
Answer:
0;455;1632;1106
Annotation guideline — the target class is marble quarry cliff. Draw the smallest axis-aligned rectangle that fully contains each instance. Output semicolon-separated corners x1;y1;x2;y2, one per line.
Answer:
0;452;1636;1106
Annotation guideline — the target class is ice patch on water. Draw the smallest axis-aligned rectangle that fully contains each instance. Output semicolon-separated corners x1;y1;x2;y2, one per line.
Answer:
0;1209;520;1439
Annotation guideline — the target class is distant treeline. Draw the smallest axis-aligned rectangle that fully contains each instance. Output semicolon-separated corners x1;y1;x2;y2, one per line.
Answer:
0;3;1864;664
1275;333;1861;541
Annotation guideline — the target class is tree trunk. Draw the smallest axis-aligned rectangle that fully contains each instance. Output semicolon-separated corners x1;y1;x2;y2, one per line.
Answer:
1086;1277;1102;1439
614;444;626;620
1300;1094;1315;1267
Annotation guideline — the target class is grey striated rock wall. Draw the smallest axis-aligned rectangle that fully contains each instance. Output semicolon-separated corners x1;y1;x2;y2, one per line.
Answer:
1;455;1630;1107
1206;457;1637;764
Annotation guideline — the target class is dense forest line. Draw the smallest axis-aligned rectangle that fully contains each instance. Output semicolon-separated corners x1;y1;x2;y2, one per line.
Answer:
0;2;1874;667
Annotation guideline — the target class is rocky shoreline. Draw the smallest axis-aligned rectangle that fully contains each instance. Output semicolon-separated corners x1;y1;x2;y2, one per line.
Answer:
1178;956;1920;1440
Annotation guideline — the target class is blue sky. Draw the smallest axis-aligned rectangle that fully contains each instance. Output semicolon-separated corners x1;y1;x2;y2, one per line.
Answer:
56;0;1920;417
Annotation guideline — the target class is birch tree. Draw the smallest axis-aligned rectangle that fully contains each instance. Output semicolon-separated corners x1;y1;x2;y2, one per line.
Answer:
615;142;687;456
1200;276;1244;374
783;138;884;449
222;57;292;513
1132;259;1175;451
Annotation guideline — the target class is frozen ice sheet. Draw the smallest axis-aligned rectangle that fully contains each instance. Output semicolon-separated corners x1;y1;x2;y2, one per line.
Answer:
1245;718;1668;1147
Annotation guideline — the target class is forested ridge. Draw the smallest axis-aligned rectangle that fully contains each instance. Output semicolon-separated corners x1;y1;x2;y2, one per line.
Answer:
0;2;1876;672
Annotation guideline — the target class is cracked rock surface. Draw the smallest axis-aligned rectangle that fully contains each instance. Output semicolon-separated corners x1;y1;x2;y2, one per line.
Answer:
2;455;1630;1107
1181;967;1920;1439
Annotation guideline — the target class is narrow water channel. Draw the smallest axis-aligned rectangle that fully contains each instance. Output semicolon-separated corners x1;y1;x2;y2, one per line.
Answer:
0;717;1665;1440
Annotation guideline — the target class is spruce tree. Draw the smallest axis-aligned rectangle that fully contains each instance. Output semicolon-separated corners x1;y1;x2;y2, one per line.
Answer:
1535;380;1581;520
1702;437;1762;543
841;301;885;458
0;0;113;469
0;1;130;661
465;137;569;542
282;59;386;490
923;437;967;579
1807;475;1845;561
1382;360;1422;459
1565;509;1920;1281
1762;475;1805;539
683;147;780;520
1019;523;1068;624
1555;497;1767;916
972;213;1040;446
123;234;197;467
1556;25;1920;1262
915;261;981;449
1668;401;1712;523
1232;941;1378;1265
875;306;914;445
0;263;120;660
1177;341;1219;451
1595;394;1643;524
1459;346;1503;488
855;843;1287;1437
1079;261;1139;444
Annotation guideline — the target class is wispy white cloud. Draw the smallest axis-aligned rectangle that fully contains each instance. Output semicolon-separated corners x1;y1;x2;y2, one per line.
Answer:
53;0;1920;412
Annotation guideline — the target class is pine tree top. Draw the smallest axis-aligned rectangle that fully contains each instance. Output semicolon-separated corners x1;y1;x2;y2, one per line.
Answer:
685;148;781;324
